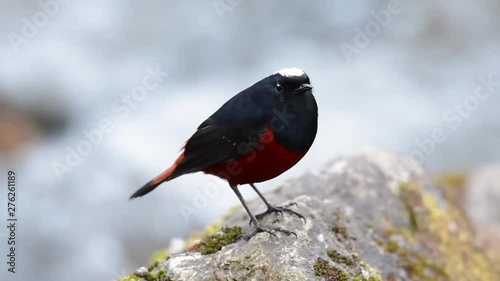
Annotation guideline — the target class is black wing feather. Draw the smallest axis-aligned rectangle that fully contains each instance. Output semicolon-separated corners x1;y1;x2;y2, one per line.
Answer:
172;83;271;176
174;120;263;175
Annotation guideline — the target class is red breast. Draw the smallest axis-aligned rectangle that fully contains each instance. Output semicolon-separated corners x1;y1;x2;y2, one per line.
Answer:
203;125;306;185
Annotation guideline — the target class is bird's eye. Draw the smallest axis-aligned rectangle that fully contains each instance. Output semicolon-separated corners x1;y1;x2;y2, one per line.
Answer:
275;83;284;93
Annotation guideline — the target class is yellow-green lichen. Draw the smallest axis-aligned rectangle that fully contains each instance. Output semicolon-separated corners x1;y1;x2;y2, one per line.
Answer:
383;239;449;281
386;181;499;281
190;226;243;255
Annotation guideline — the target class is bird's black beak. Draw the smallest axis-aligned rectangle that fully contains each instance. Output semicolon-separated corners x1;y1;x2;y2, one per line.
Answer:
295;84;313;94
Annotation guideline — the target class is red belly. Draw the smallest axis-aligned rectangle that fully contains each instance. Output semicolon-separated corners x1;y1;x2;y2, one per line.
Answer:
203;128;305;185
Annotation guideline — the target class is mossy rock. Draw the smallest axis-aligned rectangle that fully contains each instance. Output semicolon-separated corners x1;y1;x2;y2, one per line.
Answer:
382;181;499;281
116;148;499;281
188;226;243;255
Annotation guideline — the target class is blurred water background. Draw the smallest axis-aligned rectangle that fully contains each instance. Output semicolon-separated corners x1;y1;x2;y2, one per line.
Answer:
0;1;499;280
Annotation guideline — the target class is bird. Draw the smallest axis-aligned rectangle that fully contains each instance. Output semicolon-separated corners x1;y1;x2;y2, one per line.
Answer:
130;67;318;239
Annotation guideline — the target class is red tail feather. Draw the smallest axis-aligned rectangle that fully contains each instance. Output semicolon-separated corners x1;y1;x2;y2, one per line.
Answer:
129;153;185;199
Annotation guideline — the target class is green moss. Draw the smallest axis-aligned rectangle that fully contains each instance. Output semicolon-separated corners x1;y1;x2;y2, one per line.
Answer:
190;226;243;255
156;270;168;280
327;211;382;281
351;253;360;265
332;212;350;240
332;224;349;240
383;240;400;253
327;249;358;267
139;269;171;281
314;257;350;281
148;250;169;269
332;210;350;241
185;219;224;247
356;261;383;281
147;260;160;272
314;256;382;281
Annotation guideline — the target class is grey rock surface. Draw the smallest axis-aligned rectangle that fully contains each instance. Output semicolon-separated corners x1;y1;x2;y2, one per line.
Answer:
121;147;498;281
166;196;385;281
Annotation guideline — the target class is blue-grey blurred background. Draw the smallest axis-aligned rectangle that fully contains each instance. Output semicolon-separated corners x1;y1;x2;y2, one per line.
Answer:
0;1;499;280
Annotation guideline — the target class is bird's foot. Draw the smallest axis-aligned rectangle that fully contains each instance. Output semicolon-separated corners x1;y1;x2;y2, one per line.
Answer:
238;223;297;241
249;203;305;225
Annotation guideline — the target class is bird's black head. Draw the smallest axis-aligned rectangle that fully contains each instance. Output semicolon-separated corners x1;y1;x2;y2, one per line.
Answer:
269;67;313;96
262;67;317;152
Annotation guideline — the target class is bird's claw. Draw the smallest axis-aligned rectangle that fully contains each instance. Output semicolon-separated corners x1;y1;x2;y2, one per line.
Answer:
249;203;306;225
255;208;282;221
238;224;297;241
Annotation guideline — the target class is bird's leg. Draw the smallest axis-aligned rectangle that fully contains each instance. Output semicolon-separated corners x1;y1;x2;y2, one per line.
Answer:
249;183;305;224
230;184;296;240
